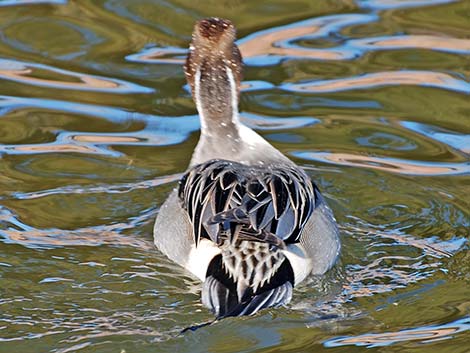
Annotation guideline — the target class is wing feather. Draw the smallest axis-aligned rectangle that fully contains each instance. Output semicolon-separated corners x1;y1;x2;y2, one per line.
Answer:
178;160;317;246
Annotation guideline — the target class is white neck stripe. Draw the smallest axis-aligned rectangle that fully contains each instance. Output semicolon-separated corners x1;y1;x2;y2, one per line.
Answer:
194;68;208;131
225;66;239;125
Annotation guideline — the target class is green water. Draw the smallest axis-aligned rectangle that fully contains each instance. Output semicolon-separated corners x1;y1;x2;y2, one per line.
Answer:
0;0;469;352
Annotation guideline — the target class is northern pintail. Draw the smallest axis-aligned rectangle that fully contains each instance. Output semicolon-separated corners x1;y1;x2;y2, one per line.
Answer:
154;18;340;318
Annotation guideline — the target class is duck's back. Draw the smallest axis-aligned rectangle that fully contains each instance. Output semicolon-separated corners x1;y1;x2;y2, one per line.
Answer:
155;158;339;317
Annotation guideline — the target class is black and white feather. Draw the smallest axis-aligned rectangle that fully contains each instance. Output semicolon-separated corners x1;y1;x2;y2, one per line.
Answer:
178;159;318;247
178;159;319;317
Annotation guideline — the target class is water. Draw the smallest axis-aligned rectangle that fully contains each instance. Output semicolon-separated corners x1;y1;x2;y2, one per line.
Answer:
0;0;469;352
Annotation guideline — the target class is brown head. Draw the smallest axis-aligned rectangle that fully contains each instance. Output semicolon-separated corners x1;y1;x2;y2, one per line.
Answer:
185;18;243;94
184;18;243;135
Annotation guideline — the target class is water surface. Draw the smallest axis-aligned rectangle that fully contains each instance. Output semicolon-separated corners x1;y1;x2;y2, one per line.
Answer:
0;0;469;352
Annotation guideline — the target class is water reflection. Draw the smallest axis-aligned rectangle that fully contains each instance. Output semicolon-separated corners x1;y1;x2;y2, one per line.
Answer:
238;14;375;64
402;121;470;154
324;316;470;347
283;71;470;94
0;203;154;249
0;96;320;157
1;18;104;60
11;173;180;200
0;0;66;6
128;14;376;65
335;221;461;301
351;35;470;54
355;132;417;151
0;95;199;156
356;0;457;10
293;151;470;176
128;12;470;70
126;46;187;64
344;221;460;259
0;59;153;93
241;112;319;130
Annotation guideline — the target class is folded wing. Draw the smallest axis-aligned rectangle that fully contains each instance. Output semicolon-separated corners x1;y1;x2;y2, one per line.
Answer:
178;159;318;247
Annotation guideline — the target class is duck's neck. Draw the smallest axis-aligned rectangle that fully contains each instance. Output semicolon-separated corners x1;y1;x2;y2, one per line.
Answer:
193;60;241;140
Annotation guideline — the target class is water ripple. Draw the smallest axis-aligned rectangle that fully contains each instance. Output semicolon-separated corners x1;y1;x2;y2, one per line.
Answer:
104;0;193;37
10;174;180;200
356;0;457;10
283;71;470;94
401;121;470;155
31;128;189;157
239;14;376;65
351;35;470;55
0;204;155;249
293;219;466;321
340;223;463;301
293;151;470;176
0;58;153;93
1;18;104;61
241;112;319;130
344;221;463;259
0;0;66;6
125;46;187;64
324;316;470;348
0;95;318;157
0;95;153;124
0;95;198;156
129;14;376;65
129;13;470;68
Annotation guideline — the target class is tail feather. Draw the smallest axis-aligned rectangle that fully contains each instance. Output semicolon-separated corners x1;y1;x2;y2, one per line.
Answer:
202;254;294;319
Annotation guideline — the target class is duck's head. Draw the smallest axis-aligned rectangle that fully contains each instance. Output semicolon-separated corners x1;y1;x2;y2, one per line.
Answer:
192;17;236;53
185;18;242;93
185;18;243;131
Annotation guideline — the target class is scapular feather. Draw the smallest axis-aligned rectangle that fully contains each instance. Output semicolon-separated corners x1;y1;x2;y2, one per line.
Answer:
178;159;318;246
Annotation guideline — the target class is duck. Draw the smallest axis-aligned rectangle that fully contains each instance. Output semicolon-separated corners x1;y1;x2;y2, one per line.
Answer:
154;17;340;319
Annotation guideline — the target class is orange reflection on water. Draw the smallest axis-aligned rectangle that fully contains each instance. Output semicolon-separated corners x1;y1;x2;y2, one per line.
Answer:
12;143;99;154
73;135;140;143
238;24;345;61
2;227;153;249
136;49;185;64
325;317;470;348
0;203;156;249
359;35;470;52
0;67;118;89
0;59;153;93
288;71;469;93
131;16;470;66
298;152;469;176
332;327;457;346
